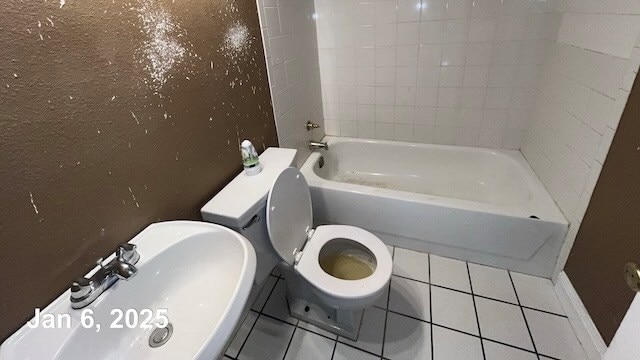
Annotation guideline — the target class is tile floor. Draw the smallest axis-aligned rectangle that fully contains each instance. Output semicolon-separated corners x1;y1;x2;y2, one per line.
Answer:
224;246;587;360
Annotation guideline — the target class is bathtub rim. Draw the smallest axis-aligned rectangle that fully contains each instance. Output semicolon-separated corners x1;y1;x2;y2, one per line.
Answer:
300;136;567;226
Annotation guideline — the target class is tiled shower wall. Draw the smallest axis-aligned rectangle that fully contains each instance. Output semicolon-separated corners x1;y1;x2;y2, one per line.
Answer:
520;3;640;275
315;0;558;149
256;0;325;166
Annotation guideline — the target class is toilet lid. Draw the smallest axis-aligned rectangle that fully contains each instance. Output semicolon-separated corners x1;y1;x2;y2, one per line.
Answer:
266;167;313;265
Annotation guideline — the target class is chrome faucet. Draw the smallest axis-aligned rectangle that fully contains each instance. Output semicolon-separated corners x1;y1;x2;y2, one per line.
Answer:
309;141;329;150
70;243;140;309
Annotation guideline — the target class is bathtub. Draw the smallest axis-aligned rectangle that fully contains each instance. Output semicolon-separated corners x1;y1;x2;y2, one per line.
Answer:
300;137;568;278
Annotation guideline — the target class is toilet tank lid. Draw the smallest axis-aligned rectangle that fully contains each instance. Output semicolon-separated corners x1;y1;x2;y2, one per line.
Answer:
200;147;297;226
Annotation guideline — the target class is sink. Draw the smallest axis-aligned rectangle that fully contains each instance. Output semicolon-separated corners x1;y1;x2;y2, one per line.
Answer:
0;221;256;360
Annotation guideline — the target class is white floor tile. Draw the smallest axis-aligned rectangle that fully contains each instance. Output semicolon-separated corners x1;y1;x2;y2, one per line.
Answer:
475;297;534;351
297;320;338;339
524;309;587;360
262;279;297;325
432;326;483;360
251;275;278;312
284;328;335;360
431;286;479;335
511;272;565;315
388;276;430;321
238;315;295;360
392;247;430;283
483;340;537;360
383;312;432;360
339;306;386;355
469;263;517;303
430;255;471;292
333;343;378;360
226;311;259;358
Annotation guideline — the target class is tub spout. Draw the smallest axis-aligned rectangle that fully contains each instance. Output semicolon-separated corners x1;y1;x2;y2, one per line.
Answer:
309;141;329;151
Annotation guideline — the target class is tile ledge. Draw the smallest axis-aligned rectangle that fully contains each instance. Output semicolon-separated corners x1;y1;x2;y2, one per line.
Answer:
554;271;607;360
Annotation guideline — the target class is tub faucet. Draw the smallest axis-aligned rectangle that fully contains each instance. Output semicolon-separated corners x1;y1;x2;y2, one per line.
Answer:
309;141;329;150
70;243;140;309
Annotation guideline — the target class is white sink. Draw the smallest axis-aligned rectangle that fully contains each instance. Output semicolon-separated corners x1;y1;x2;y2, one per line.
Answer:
0;221;256;360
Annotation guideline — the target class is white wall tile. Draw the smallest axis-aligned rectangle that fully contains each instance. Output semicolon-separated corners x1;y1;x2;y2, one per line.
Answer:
441;43;467;66
419;21;443;44
418;44;443;66
312;0;638;157
259;0;325;165
558;14;640;59
375;23;397;46
397;22;420;45
421;0;446;21
375;1;398;24
397;45;420;66
417;67;441;87
443;20;470;43
468;19;496;43
440;66;465;87
397;0;421;23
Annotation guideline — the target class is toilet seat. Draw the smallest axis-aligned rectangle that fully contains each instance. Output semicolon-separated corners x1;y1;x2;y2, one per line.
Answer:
295;224;392;303
266;167;392;304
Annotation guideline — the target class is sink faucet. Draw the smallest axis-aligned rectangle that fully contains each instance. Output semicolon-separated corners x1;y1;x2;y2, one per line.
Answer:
309;141;329;150
70;243;140;309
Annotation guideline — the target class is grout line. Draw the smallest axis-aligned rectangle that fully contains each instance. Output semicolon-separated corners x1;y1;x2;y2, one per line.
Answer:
467;262;487;360
330;338;338;360
482;337;544;357
509;271;541;360
235;312;262;359
391;273;567;318
257;275;280;313
281;327;297;360
384;308;543;357
386;308;430;324
251;275;548;360
428;254;434;360
245;257;565;359
236;274;287;358
521;305;568;319
392;273;430;285
295;324;336;341
379;246;394;360
259;310;298;327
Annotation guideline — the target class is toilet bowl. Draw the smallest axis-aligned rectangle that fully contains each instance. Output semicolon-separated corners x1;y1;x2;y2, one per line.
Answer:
266;167;392;338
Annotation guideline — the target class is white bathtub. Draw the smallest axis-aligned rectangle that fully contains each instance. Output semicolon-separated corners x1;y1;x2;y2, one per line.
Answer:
300;137;568;278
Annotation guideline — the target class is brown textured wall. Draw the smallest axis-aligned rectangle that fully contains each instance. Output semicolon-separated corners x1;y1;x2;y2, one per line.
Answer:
0;0;277;341
565;74;640;344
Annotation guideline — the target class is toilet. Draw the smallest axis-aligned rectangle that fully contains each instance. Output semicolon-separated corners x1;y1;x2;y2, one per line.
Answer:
201;148;392;340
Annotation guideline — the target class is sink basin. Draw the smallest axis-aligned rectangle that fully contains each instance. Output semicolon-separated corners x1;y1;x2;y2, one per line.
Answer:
0;221;256;359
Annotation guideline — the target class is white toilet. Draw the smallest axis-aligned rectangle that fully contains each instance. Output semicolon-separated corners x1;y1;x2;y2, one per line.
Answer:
201;148;392;340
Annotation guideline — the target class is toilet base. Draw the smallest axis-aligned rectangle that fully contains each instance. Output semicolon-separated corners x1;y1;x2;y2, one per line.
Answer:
282;267;363;341
288;294;363;341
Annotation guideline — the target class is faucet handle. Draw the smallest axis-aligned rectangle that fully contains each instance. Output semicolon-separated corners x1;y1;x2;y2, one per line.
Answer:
71;277;93;299
116;243;139;264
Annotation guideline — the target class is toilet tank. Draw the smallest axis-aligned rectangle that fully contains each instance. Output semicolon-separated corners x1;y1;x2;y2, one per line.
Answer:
201;147;297;286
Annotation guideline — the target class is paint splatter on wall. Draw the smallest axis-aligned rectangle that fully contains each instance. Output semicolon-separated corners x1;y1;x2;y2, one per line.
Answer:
222;21;252;61
136;0;186;90
0;0;277;342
